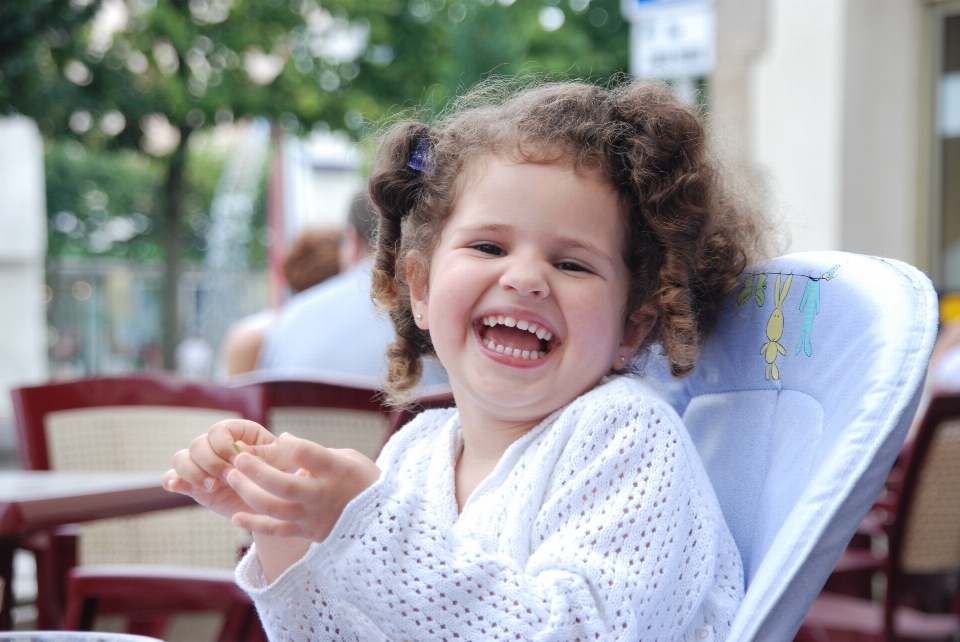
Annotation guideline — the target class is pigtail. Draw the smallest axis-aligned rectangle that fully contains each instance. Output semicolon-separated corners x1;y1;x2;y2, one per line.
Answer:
610;82;749;376
369;122;436;403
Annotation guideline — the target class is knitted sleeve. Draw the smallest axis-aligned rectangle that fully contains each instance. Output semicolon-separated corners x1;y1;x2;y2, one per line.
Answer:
232;416;444;641
235;543;390;641
291;393;737;641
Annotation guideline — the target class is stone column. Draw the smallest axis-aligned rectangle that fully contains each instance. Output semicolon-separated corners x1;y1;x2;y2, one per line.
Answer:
0;116;48;467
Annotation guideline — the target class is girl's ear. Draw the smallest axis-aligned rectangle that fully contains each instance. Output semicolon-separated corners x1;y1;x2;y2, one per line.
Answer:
407;254;430;329
617;304;657;363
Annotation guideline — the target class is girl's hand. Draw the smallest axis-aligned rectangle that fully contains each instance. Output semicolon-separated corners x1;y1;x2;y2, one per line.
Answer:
223;432;381;542
162;419;278;520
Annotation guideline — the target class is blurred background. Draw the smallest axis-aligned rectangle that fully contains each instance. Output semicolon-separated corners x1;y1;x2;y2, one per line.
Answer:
0;0;955;467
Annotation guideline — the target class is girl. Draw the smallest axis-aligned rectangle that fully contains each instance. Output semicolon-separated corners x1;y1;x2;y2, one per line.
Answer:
165;78;766;641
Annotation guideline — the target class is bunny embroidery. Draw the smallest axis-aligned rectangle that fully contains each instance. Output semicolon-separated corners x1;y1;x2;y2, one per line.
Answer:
761;273;793;380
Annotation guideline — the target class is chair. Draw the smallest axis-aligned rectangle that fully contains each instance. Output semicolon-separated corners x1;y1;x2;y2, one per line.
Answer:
257;376;390;460
11;373;266;639
646;251;938;642
235;370;454;459
796;391;960;641
64;567;259;642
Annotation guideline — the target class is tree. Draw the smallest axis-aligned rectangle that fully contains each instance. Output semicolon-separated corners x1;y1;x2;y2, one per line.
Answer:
3;0;629;368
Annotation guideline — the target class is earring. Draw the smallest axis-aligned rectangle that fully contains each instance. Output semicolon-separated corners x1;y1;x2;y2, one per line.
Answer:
620;356;625;363
416;314;423;321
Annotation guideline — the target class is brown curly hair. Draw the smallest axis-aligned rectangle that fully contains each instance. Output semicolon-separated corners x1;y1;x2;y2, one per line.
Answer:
370;77;768;403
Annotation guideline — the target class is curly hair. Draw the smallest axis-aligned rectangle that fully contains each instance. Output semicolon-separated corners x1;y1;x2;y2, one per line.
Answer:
370;77;770;403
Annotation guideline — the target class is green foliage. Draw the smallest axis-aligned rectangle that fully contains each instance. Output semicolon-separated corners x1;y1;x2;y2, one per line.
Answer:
45;136;239;262
3;0;628;145
16;0;630;260
46;141;163;259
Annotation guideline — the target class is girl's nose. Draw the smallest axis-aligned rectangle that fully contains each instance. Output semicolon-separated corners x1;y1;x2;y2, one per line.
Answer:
499;255;550;298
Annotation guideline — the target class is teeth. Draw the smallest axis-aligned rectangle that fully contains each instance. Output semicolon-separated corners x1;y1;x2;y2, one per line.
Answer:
480;313;555;360
482;338;548;360
481;315;552;339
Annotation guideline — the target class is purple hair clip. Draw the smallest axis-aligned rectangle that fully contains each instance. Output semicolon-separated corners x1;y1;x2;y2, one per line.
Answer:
407;139;434;175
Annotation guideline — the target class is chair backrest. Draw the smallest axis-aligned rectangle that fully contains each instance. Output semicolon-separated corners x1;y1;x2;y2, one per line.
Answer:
258;378;388;461
646;251;937;642
13;373;266;471
237;371;454;461
886;391;960;629
11;373;265;569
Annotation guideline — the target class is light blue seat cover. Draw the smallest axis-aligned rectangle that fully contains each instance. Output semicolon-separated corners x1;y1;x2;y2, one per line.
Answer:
646;251;938;642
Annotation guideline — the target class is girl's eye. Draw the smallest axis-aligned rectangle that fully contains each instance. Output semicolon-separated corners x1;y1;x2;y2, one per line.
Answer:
557;261;589;273
472;243;504;256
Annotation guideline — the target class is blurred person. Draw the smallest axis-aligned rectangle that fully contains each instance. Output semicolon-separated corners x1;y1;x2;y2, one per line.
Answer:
222;229;341;377
257;189;437;384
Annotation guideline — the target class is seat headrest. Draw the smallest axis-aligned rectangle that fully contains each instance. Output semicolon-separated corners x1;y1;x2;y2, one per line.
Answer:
647;251;938;642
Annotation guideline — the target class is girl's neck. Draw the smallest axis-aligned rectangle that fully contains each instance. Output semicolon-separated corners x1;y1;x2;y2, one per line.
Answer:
453;398;547;512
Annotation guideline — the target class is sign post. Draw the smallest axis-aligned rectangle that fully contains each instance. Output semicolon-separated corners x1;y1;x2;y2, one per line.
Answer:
621;0;715;104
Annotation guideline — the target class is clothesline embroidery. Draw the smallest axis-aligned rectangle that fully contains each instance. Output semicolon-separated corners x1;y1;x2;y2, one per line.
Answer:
738;264;842;380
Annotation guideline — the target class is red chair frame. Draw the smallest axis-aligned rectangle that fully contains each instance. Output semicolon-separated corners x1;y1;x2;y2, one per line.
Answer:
252;378;454;453
798;392;960;641
13;373;266;472
10;373;265;633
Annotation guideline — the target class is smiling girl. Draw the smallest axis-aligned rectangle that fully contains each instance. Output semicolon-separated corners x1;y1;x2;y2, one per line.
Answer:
166;78;767;641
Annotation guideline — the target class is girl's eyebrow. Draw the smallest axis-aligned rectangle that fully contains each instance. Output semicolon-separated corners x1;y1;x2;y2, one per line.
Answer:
554;237;616;265
456;223;615;266
454;223;512;235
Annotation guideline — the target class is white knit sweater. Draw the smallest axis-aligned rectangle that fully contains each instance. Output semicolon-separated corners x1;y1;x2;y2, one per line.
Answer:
236;375;744;641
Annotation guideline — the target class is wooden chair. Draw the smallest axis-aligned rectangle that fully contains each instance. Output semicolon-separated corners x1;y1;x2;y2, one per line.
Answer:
11;373;266;639
797;392;960;641
245;373;454;459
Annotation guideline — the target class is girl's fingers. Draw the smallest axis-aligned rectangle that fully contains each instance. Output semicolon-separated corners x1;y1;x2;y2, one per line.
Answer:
232;511;302;538
234;438;300;473
162;469;188;493
232;454;319;505
226;464;313;520
272;433;338;476
172;446;221;490
188;431;238;480
208;419;274;462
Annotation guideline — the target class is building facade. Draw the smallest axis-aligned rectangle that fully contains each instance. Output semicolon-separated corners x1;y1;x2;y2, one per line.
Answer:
713;0;957;292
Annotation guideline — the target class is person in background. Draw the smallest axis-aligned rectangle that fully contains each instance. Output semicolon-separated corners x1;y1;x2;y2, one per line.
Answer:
257;190;440;384
221;229;341;377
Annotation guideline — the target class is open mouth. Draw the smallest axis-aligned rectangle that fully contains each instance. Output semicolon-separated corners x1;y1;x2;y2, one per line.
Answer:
476;314;556;361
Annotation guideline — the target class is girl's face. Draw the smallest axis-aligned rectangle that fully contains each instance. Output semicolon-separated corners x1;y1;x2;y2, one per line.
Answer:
409;157;653;429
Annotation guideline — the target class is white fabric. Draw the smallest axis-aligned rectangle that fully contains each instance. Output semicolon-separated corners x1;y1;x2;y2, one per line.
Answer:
646;252;938;642
259;259;393;379
236;376;744;641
